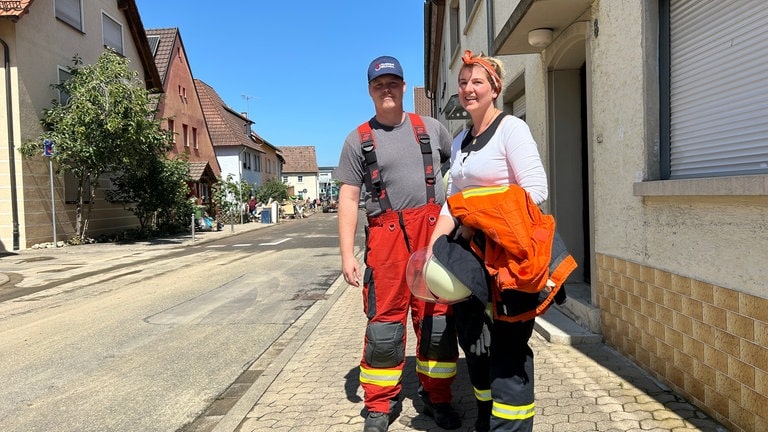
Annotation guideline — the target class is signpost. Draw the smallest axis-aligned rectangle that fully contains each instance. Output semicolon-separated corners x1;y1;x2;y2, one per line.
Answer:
44;139;56;248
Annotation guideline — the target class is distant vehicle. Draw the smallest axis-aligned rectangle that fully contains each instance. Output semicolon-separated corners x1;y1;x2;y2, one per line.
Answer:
321;196;337;213
320;184;339;213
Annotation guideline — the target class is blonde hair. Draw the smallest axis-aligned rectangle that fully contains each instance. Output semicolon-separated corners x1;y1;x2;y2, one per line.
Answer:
460;50;505;93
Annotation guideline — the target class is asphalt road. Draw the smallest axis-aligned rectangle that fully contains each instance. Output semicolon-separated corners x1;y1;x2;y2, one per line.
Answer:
0;212;361;432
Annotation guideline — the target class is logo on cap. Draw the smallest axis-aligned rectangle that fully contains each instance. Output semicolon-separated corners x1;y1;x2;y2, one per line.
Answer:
375;62;397;72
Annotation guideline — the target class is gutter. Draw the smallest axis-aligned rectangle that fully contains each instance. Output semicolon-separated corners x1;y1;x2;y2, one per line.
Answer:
1;37;20;250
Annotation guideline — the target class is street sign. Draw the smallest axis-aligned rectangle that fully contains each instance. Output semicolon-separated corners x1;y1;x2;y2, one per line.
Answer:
43;139;55;157
44;139;57;247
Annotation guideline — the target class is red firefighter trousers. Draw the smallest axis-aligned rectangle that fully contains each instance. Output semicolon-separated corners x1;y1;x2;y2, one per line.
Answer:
359;203;458;414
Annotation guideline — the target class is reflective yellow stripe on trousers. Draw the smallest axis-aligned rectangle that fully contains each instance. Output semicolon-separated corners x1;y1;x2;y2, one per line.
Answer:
492;401;535;420
359;366;402;387
415;359;457;379
474;387;492;402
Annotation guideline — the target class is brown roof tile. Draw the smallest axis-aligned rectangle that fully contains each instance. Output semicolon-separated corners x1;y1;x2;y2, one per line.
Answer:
280;146;318;174
188;161;208;180
0;0;33;18
195;79;261;151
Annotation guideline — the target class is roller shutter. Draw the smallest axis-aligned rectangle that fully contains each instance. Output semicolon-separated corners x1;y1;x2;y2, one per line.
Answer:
669;0;768;178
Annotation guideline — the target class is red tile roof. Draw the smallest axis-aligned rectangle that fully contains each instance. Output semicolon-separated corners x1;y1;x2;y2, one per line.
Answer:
0;0;33;18
189;161;215;181
280;146;318;174
195;79;262;151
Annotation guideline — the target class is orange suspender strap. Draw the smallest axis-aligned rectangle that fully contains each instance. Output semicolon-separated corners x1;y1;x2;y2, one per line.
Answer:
357;114;436;212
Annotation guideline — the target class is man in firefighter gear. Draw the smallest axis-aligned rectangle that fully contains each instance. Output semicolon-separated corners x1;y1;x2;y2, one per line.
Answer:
335;55;461;432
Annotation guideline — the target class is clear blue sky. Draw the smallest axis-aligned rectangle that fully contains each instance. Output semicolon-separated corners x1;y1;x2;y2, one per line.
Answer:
135;0;427;167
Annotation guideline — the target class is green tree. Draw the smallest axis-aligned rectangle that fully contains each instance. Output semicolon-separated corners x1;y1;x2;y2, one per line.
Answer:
211;174;251;223
20;50;170;241
106;156;194;233
255;178;289;204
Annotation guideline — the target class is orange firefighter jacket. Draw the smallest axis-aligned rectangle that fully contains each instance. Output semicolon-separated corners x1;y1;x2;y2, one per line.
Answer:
447;184;577;322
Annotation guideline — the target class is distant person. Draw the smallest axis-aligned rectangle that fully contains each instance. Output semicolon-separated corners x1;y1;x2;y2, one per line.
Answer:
248;196;257;218
335;55;460;432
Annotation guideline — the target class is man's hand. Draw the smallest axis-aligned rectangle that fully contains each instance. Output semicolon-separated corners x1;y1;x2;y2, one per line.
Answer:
342;255;361;287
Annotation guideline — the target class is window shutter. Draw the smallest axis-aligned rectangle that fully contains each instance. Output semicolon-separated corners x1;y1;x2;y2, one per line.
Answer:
102;13;124;54
513;94;526;119
55;0;82;30
669;0;768;178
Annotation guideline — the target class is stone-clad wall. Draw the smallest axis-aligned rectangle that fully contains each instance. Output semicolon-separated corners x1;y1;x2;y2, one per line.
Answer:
596;253;768;432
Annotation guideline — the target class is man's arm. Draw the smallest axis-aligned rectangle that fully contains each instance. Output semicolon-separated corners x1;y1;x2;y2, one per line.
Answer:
338;183;362;287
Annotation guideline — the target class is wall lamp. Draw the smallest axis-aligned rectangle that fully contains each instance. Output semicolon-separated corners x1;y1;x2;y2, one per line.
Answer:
528;28;553;49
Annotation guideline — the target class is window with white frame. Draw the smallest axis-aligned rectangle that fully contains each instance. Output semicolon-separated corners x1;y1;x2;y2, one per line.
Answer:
55;0;83;31
192;127;198;149
182;124;189;147
297;175;303;183
102;12;124;55
661;0;768;179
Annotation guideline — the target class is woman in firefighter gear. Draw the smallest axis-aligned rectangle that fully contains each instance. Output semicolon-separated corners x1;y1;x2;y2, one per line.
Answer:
336;55;461;432
427;50;552;432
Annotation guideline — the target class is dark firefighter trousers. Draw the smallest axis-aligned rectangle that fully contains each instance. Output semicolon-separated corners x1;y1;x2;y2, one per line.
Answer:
454;291;537;431
360;203;459;414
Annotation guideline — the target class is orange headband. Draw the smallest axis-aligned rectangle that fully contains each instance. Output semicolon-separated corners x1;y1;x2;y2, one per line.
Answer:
461;50;502;92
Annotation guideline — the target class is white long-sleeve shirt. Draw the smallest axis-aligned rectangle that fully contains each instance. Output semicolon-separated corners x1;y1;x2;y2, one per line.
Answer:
441;114;548;217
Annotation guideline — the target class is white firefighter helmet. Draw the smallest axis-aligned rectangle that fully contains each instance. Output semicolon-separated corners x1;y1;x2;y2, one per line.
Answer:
406;247;472;304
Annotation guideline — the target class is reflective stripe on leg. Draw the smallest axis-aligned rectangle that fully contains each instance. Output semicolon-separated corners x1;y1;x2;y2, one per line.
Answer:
491;400;535;421
415;359;457;379
474;386;492;402
359;366;403;387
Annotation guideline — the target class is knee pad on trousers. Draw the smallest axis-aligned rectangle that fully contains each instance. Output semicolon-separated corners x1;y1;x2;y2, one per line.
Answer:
365;321;405;368
419;315;459;360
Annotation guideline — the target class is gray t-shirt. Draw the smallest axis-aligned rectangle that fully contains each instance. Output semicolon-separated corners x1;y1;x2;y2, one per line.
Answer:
336;114;452;216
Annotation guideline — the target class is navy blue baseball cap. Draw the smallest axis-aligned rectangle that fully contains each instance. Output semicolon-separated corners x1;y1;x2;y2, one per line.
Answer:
367;56;404;82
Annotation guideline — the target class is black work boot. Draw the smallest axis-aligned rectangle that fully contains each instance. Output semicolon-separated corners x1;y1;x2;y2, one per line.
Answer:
473;400;492;432
418;387;462;430
363;411;389;432
423;400;462;430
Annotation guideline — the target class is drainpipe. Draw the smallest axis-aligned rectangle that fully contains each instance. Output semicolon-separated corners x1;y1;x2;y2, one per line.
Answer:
1;37;20;251
486;0;495;55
